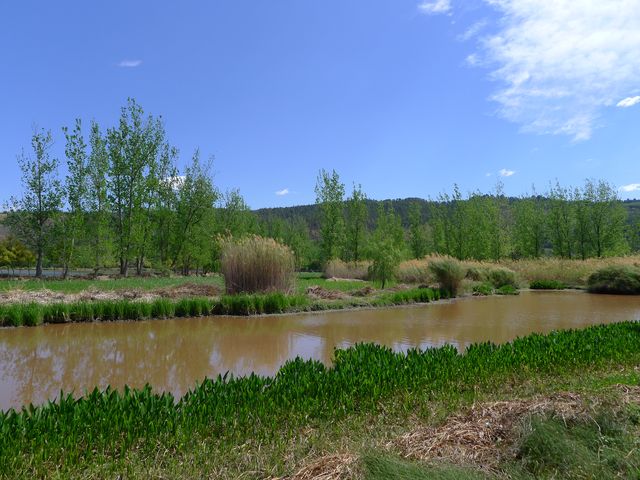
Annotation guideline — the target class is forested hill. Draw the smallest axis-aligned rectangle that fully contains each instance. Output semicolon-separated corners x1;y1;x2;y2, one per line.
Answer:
254;198;640;232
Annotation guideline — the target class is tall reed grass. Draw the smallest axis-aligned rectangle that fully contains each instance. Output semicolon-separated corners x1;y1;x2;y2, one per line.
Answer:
220;235;295;294
323;259;371;280
427;256;465;296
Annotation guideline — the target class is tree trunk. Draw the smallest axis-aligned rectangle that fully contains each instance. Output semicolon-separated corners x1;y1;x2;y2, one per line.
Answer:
35;250;43;278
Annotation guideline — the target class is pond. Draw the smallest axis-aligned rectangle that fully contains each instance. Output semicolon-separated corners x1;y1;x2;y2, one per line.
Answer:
0;291;639;411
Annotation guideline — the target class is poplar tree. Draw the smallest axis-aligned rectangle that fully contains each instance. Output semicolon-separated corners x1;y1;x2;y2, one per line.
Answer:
171;151;218;274
315;169;345;263
408;201;428;259
344;183;368;262
86;121;112;273
59;119;88;278
6;129;63;278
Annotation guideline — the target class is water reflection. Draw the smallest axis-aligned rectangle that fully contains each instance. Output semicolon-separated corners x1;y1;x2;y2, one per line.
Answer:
0;291;638;410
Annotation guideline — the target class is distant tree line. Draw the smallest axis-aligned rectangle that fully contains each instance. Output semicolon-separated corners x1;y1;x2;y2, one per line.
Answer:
2;101;638;278
312;170;635;266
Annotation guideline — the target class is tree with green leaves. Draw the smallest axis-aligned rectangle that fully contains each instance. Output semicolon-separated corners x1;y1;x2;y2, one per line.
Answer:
57;119;88;278
513;191;546;258
583;179;628;257
367;204;405;288
107;99;168;276
547;182;574;258
6;129;63;278
315;169;345;264
171;151;218;274
408;201;428;259
344;183;368;262
85;121;112;274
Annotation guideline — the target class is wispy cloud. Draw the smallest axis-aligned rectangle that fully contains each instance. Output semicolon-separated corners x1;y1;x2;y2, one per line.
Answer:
275;188;290;196
620;183;640;193
499;168;515;177
468;0;640;141
117;59;142;68
418;0;451;15
617;96;640;108
458;19;488;41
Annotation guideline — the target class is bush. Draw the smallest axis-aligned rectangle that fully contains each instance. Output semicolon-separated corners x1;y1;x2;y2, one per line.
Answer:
486;266;518;289
428;257;465;297
496;285;519;295
587;265;640;294
472;282;493;296
530;279;567;290
220;235;295;294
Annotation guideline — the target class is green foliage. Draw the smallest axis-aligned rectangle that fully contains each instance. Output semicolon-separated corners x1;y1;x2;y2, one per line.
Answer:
472;282;494;296
529;279;567;290
344;183;369;262
5;129;63;278
587;265;640;294
1;322;640;475
315;169;346;264
496;285;519;295
220;235;295;294
367;204;405;288
428;257;465;296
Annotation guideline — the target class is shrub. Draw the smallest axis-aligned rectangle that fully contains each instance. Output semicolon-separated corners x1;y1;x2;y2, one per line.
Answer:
220;235;295;294
486;266;518;289
496;285;519;295
530;279;567;290
428;257;465;297
472;282;493;296
587;265;640;294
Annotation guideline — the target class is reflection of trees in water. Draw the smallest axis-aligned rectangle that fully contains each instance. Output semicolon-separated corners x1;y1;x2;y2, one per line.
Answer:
1;292;638;410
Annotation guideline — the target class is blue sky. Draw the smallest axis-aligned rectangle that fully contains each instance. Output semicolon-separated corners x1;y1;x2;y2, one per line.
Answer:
1;0;639;208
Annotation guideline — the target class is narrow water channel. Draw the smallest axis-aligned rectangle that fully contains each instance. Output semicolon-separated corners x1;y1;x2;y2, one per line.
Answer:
0;291;638;411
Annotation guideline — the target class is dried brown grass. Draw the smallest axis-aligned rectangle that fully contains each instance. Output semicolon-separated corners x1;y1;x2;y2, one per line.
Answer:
323;260;371;281
397;254;640;288
391;385;640;471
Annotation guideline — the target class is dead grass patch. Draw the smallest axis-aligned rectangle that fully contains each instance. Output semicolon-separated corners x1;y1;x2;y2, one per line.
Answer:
390;387;640;471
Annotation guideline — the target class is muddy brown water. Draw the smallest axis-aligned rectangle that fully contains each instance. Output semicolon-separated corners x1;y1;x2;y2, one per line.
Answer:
0;291;639;411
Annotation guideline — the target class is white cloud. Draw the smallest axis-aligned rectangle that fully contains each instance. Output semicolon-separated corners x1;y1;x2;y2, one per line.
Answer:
275;188;290;196
471;0;640;141
418;0;451;15
499;168;515;177
620;183;640;192
617;96;640;107
458;20;489;41
485;172;492;177
117;59;142;68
